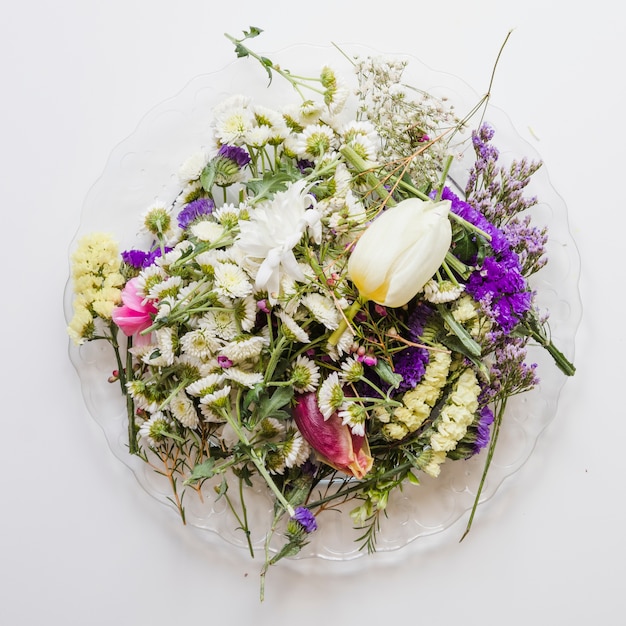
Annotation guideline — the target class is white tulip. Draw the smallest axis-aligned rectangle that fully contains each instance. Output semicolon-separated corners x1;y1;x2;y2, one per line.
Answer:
347;197;452;308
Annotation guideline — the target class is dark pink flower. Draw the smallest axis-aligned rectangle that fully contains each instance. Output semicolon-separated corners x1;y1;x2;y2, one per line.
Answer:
292;392;373;479
112;278;157;337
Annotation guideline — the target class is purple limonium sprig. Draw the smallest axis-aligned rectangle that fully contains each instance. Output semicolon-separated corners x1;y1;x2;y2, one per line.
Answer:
177;197;215;230
121;246;172;269
291;506;317;533
473;405;495;454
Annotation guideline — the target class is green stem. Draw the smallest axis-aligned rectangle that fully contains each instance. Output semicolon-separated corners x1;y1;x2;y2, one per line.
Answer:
460;397;506;541
328;298;365;346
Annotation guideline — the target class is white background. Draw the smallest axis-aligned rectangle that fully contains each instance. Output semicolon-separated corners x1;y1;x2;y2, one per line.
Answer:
1;1;622;624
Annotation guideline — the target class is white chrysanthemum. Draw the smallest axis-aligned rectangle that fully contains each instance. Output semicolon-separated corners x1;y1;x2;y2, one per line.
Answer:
338;401;367;437
283;430;310;468
224;367;264;389
255;417;287;439
186;373;225;398
138;411;175;449
169;391;200;429
236;180;321;303
190;220;226;243
178;149;208;183
140;202;175;239
213;262;253;299
200;308;239;341
212;95;254;145
293;124;336;160
235;295;257;332
291;355;320;393
277;311;310;344
220;335;266;363
301;292;340;330
327;325;354;361
213;202;243;228
148;275;183;300
200;385;232;410
244;125;271;148
318;372;344;420
140;328;175;366
126;379;160;413
135;264;167;298
180;328;222;359
424;279;465;304
340;356;364;383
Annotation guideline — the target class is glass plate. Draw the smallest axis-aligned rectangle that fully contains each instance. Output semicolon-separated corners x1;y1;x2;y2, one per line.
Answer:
63;44;582;560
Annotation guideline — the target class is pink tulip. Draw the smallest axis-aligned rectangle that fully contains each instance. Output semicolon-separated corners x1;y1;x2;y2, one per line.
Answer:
293;392;373;479
112;277;157;337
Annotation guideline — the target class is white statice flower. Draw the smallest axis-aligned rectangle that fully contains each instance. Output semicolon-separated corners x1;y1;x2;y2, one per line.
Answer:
277;311;310;344
178;149;209;183
291;355;320;393
318;372;345;420
301;292;340;330
423;279;465;304
235;180;322;303
169;391;200;429
190;219;226;243
213;262;253;299
219;334;267;363
200;308;239;341
211;95;254;145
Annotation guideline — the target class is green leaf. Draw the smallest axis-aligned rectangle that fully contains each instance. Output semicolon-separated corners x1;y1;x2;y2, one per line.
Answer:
373;359;403;390
184;458;217;485
200;161;216;192
257;386;294;421
243;26;263;39
246;170;298;203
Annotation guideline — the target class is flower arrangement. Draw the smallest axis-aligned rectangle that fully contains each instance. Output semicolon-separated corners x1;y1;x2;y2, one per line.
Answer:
67;27;575;598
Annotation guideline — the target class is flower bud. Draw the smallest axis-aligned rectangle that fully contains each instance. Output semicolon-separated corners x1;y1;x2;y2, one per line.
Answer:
292;392;373;479
348;198;452;308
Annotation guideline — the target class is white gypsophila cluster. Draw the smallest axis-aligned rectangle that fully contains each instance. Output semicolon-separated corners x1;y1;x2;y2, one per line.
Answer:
353;55;461;186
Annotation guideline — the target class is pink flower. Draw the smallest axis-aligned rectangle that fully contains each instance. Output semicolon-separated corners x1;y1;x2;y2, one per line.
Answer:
112;278;157;337
292;393;373;479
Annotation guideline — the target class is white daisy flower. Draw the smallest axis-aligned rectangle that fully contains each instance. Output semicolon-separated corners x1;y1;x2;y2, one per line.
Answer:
148;275;183;300
213;262;253;299
169;391;200;429
185;373;225;398
224;367;264;388
138;411;175;449
200;385;232;411
423;279;465;304
318;372;344;420
338;401;367;437
326;325;354;361
293;124;336;160
277;311;310;344
200;308;239;341
178;149;209;183
291;355;321;393
211;95;254;145
220;335;266;363
143;327;176;366
190;220;226;243
180;328;222;359
340;356;364;383
244;125;271;148
284;430;311;468
301;292;340;330
235;295;257;332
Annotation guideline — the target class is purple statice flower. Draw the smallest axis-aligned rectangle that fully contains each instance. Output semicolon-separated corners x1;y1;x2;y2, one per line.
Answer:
473;405;495;454
121;246;171;269
121;248;150;269
177;197;214;230
218;144;251;168
440;186;532;334
291;506;317;533
393;302;433;393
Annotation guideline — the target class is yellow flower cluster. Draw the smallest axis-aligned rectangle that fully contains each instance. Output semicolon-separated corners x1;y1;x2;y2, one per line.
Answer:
67;233;124;345
422;368;481;478
382;348;452;441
